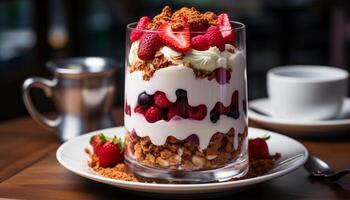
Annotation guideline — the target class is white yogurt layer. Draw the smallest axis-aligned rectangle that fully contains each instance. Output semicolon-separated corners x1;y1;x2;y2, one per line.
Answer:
125;50;248;150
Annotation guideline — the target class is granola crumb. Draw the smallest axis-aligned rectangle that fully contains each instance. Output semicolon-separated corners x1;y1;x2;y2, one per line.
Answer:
86;148;280;183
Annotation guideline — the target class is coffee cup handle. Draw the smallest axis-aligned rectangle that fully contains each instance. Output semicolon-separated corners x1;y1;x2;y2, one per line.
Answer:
22;77;60;131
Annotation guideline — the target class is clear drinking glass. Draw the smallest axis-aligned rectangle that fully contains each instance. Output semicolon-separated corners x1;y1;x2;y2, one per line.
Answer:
124;21;248;183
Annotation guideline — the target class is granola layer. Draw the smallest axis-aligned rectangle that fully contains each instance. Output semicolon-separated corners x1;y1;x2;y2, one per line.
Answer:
125;127;248;170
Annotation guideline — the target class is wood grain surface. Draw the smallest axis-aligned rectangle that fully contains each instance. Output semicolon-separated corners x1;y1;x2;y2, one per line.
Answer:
0;107;349;200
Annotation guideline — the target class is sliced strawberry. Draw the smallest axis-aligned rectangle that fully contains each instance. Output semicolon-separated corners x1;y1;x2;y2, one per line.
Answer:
205;26;225;51
217;13;235;45
137;32;162;60
191;35;210;51
158;22;190;53
130;16;151;42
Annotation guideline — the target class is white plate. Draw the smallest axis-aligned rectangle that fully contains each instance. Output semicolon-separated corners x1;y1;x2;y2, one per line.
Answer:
249;98;350;136
56;126;308;195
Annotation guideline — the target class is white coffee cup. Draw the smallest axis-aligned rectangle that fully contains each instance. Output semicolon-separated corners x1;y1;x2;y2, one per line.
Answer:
267;65;348;120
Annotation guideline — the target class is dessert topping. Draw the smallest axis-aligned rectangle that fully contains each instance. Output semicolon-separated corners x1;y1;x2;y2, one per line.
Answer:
217;13;235;45
205;26;225;51
137;32;163;60
191;35;210;51
158;20;191;53
130;16;151;42
90;133;124;168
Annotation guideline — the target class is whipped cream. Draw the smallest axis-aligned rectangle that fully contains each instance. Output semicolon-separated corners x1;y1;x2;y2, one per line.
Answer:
184;47;221;71
161;46;183;64
125;50;248;149
128;40;142;66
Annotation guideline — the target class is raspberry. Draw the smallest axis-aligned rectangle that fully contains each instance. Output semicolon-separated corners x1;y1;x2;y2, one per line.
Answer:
144;106;162;123
214;68;231;84
167;105;179;121
134;106;145;114
137;32;162;60
189;105;207;120
205;26;225;51
214;102;230;115
191;35;210;51
154;91;173;108
130;16;151;42
249;138;270;160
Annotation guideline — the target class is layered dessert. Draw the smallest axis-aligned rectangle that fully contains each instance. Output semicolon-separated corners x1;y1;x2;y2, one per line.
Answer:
124;6;248;173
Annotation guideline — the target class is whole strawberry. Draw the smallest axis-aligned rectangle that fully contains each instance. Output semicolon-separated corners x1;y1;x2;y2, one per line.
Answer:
91;134;124;168
90;133;106;153
248;136;270;160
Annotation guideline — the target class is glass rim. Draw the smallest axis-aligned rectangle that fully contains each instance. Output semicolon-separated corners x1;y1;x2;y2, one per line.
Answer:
126;21;245;34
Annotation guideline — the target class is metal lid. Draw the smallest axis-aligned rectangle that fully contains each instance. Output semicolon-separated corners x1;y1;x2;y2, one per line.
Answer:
46;57;117;75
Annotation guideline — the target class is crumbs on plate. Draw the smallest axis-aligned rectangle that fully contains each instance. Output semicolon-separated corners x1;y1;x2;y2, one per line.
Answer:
85;148;281;183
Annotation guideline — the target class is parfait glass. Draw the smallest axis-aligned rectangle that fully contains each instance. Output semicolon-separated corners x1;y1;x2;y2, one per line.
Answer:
124;21;248;183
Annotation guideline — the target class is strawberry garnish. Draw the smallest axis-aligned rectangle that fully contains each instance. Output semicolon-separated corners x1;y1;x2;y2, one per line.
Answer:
191;35;210;51
90;133;106;152
205;26;225;51
158;22;190;53
137;32;162;60
95;137;124;168
130;16;151;42
90;134;124;168
217;13;235;45
248;136;270;160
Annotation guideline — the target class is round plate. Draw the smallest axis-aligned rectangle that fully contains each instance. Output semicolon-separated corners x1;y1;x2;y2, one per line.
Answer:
56;126;307;195
249;98;350;136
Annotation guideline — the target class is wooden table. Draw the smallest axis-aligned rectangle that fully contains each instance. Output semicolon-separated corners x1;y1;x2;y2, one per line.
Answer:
0;107;349;200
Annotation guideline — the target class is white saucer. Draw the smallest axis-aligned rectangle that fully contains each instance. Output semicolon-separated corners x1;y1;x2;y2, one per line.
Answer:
56;126;307;196
249;98;350;136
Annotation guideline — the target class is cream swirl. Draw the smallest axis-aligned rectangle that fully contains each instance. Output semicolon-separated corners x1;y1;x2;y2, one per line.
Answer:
128;41;142;66
160;46;183;64
128;41;238;71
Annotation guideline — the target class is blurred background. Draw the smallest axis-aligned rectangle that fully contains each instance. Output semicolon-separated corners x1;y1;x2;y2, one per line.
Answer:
0;0;349;121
